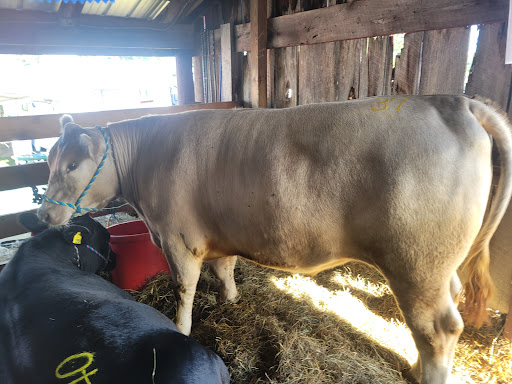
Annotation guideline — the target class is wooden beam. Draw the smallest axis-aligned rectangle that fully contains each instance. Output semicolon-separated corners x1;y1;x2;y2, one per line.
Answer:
176;54;196;105
220;23;233;102
0;102;238;142
0;46;197;57
0;203;136;240
0;9;196;55
234;0;508;52
250;0;267;108
0;163;50;192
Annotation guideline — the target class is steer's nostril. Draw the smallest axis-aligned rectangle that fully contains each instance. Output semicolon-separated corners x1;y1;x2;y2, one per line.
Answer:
43;213;50;223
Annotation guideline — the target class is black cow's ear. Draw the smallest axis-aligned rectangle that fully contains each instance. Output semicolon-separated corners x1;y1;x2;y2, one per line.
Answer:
61;225;91;245
18;212;48;234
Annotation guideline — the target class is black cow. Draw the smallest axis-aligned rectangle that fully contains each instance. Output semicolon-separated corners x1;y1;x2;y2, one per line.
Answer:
0;214;229;384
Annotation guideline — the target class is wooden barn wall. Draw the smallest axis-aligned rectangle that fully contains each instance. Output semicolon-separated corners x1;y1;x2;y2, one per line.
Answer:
207;2;511;113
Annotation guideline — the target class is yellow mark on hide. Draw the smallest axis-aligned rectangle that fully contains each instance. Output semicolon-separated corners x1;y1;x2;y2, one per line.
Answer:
371;97;408;114
392;97;408;112
55;352;98;384
370;98;389;111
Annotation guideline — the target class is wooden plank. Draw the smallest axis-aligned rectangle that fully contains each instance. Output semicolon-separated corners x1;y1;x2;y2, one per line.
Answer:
176;53;195;105
337;39;366;101
0;102;238;142
367;36;393;96
298;43;336;104
298;38;363;104
234;0;508;52
0;210;36;240
0;163;49;192
192;56;205;103
267;48;274;108
359;38;369;99
269;0;300;108
0;9;196;54
465;23;512;111
272;47;298;108
419;28;470;94
250;0;268;108
220;23;233;102
393;32;423;95
242;52;252;108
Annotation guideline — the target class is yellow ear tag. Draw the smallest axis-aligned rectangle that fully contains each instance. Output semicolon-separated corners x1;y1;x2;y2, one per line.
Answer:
72;232;82;245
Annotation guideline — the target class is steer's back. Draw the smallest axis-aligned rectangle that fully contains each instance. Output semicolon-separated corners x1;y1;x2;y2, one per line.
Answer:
126;95;493;274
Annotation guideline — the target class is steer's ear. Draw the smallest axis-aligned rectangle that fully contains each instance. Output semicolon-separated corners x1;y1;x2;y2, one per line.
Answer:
79;133;94;159
60;114;74;131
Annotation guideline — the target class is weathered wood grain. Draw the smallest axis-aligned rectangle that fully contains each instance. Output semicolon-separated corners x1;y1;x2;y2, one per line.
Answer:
393;32;423;95
220;23;234;102
0;163;49;192
419;28;470;94
367;36;394;96
235;0;508;52
298;38;363;104
465;23;512;112
250;0;268;108
272;47;298;108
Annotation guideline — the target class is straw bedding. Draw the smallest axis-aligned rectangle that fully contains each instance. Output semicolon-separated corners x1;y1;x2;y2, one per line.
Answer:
129;259;511;384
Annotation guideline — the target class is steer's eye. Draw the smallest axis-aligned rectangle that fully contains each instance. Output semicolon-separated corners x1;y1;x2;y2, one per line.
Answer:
66;162;77;173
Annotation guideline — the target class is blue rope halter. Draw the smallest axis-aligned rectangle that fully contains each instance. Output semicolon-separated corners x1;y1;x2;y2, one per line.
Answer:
43;126;109;217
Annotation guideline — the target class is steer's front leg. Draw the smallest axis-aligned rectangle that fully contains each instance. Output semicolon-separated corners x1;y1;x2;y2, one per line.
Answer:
163;239;202;336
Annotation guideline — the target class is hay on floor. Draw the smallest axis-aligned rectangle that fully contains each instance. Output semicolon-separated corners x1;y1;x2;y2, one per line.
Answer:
130;259;511;384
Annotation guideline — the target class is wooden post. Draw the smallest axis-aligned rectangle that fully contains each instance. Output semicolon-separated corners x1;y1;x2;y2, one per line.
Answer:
176;53;195;105
220;23;233;102
250;0;267;108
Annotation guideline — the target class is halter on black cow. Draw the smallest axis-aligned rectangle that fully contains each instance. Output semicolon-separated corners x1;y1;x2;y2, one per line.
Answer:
0;214;229;384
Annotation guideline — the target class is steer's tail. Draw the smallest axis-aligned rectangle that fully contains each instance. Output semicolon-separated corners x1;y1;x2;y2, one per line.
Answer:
463;97;512;327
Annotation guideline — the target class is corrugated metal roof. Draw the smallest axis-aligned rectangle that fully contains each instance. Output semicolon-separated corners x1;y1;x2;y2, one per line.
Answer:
0;0;170;20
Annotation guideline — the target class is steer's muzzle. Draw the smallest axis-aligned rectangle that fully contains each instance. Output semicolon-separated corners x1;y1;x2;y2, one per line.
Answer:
37;203;74;226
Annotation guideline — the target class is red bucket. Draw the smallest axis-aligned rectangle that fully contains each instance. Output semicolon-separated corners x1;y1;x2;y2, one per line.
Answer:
108;220;171;290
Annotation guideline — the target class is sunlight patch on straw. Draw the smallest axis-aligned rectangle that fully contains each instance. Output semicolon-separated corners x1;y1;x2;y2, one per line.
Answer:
331;270;391;298
272;274;418;365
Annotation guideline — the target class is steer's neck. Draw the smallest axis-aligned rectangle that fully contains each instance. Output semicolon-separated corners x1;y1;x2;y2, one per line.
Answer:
108;123;144;212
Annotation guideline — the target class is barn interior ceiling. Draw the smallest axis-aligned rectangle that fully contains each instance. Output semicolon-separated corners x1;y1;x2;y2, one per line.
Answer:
0;0;204;22
0;0;208;55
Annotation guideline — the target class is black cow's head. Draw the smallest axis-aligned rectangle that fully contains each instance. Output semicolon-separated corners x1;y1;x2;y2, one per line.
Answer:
19;212;116;273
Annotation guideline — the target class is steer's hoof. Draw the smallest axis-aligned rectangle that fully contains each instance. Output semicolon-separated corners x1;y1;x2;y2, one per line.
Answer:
219;292;240;304
402;364;420;384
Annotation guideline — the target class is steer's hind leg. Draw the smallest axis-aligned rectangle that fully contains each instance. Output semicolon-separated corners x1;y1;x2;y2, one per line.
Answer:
390;277;463;384
163;240;202;336
207;256;239;302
